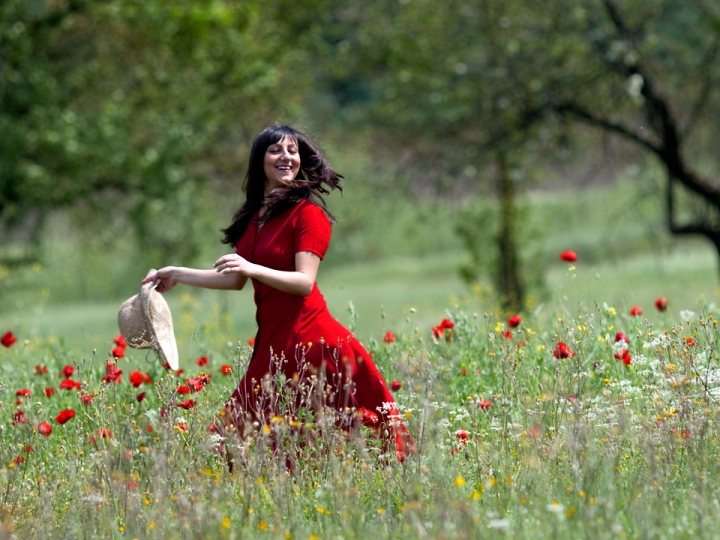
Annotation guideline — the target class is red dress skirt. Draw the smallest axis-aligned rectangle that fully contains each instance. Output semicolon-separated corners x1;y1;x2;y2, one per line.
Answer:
224;199;415;460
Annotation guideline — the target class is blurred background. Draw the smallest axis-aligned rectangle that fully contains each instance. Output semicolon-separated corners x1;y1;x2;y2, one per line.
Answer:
1;0;719;354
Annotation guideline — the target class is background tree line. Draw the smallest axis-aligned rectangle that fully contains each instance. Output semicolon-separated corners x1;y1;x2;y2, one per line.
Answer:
2;0;719;311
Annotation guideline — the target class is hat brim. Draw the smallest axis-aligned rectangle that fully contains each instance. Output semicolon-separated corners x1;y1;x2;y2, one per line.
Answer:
139;279;179;371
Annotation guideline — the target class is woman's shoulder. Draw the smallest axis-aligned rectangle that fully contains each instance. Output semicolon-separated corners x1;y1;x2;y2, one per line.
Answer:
294;199;330;222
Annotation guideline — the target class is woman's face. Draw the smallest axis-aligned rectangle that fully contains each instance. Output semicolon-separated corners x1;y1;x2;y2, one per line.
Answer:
263;136;301;193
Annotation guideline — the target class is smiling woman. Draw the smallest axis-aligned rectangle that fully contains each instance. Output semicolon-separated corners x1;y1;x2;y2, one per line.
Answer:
142;125;415;467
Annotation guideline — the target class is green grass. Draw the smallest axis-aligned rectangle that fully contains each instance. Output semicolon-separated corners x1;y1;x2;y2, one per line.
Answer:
1;241;716;358
3;293;720;538
0;251;469;357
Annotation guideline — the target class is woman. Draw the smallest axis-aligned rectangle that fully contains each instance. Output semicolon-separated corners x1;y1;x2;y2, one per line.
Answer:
143;125;415;462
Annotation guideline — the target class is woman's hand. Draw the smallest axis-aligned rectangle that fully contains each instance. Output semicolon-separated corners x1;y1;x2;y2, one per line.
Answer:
141;266;178;293
214;254;255;276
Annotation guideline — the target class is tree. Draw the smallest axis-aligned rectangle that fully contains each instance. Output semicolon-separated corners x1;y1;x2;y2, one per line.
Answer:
309;0;720;290
0;0;300;265
549;0;720;262
305;0;562;310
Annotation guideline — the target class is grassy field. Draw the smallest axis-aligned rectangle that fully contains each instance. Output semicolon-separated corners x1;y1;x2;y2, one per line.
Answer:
1;238;716;358
2;179;720;537
2;280;720;538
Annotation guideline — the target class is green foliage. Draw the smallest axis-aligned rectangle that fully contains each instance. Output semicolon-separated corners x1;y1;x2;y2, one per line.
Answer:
1;0;301;261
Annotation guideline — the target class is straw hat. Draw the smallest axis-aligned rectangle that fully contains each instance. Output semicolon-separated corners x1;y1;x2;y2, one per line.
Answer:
118;270;179;370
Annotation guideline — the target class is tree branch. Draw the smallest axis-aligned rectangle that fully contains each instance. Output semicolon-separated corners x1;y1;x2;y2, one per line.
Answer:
552;101;661;156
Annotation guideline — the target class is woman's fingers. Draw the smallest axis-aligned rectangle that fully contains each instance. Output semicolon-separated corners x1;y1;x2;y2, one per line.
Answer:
214;254;243;273
213;254;234;268
141;271;158;284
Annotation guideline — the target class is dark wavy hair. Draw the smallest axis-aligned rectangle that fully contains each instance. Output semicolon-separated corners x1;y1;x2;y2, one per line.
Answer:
221;125;343;246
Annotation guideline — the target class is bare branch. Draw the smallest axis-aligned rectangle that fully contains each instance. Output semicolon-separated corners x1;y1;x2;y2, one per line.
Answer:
552;102;661;156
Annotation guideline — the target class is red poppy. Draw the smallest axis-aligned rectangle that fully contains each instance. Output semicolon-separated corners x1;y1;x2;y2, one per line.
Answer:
247;337;256;347
357;407;379;427
686;337;698;347
35;365;47;375
390;380;402;392
432;318;455;341
146;425;154;433
655;298;668;312
102;365;122;384
629;305;642;317
12;411;28;426
622;356;632;366
12;456;25;464
175;369;184;377
614;349;629;360
553;342;575;359
61;365;74;379
500;329;512;339
559;250;577;263
136;392;147;403
567;394;577;402
44;387;56;398
129;371;144;388
80;394;94;405
176;423;189;432
15;389;32;397
96;428;112;439
185;374;211;393
178;399;196;410
55;409;76;425
195;355;209;367
455;429;470;441
113;334;127;348
38;422;52;437
161;361;171;370
1;331;17;348
177;385;191;394
59;379;81;391
461;368;467;376
508;315;521;328
142;372;152;384
220;365;233;376
111;346;125;359
615;332;629;344
478;399;491;410
383;331;396;344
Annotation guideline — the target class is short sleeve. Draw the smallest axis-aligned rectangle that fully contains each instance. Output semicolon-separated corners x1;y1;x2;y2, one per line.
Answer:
293;202;331;260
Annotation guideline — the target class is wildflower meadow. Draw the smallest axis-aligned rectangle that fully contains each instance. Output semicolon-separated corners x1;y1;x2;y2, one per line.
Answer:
2;275;720;539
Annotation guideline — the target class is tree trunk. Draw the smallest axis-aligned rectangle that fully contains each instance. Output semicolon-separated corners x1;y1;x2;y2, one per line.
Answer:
496;152;524;312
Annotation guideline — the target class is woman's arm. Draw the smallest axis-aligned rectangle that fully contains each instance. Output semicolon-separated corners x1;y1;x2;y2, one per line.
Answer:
142;266;247;292
214;251;320;296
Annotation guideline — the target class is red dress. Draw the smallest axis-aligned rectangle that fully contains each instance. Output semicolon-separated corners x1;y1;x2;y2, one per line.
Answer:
225;199;415;460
